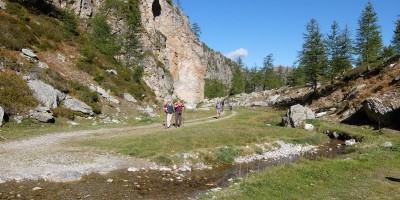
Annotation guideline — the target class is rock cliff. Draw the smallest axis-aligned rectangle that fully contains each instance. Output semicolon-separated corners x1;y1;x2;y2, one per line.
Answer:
47;0;236;107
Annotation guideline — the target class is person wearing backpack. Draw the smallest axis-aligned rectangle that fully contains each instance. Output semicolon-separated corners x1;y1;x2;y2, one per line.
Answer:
164;100;174;128
216;101;222;119
174;100;185;127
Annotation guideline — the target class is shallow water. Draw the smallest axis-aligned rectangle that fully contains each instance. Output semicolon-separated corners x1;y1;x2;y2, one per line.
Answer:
0;140;346;199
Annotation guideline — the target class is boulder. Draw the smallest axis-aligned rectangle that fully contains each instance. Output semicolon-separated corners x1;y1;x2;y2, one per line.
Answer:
124;93;137;103
267;94;280;105
363;97;393;126
29;106;54;123
0;106;4;126
63;96;94;115
28;80;65;109
282;104;315;128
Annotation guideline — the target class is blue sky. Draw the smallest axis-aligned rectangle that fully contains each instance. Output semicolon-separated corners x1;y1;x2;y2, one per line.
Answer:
175;0;400;68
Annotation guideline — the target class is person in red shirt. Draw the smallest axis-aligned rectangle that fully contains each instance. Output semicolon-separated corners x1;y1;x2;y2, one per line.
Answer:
174;100;184;127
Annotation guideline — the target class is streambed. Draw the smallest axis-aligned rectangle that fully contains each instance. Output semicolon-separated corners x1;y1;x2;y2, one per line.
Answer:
0;140;347;199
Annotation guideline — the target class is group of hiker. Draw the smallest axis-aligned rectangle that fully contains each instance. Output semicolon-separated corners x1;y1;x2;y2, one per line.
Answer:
163;99;235;128
163;100;185;128
215;99;234;119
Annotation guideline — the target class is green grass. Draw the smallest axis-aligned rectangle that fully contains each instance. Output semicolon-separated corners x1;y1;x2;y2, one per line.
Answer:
77;108;327;165
201;118;400;200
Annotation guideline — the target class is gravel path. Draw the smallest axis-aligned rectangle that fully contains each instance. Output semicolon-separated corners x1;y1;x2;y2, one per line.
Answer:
0;112;237;183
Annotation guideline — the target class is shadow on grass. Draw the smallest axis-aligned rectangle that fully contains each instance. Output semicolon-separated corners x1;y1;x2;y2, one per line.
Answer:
386;177;400;183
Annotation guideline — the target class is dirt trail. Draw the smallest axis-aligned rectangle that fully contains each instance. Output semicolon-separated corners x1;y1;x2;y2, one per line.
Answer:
0;111;236;183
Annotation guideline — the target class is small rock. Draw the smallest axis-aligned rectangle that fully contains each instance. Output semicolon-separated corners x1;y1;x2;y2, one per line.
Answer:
57;54;66;62
345;139;356;146
210;187;222;192
0;106;4;126
106;69;118;75
32;187;44;191
124;93;137;103
177;165;191;172
127;167;139;172
0;0;6;10
21;48;38;60
381;142;393;148
316;112;327;118
107;179;113;183
304;123;314;131
67;121;80;126
37;61;49;69
159;167;172;172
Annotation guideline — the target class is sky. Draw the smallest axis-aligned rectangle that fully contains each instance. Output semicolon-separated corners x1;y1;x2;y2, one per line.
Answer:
174;0;400;68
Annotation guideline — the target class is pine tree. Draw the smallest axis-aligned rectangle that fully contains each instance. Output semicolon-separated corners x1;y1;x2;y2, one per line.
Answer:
392;15;400;54
355;1;383;67
299;18;327;93
326;21;353;79
262;54;281;90
191;22;202;39
230;57;245;95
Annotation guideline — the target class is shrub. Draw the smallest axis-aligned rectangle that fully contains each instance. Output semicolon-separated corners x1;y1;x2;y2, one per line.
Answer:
0;71;38;115
204;79;228;98
52;107;76;120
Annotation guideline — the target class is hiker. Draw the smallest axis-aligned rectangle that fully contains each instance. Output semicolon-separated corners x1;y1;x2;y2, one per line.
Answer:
221;99;225;112
174;100;185;127
164;100;174;128
216;101;222;119
229;100;234;111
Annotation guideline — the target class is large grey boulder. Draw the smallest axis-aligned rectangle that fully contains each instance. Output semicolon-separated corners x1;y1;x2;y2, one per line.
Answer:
363;98;393;126
28;80;65;109
0;106;4;126
30;106;54;123
63;96;94;115
282;104;315;128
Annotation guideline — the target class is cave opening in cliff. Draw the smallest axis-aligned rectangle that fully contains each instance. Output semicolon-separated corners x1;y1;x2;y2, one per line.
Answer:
152;0;162;18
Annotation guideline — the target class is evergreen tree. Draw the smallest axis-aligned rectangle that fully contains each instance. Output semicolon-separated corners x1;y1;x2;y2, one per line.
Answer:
392;15;400;54
299;18;327;92
191;22;202;39
230;57;245;95
355;1;383;66
326;21;353;79
262;54;281;89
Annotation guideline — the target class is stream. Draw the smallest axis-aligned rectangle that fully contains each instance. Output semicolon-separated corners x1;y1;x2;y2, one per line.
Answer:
0;140;347;200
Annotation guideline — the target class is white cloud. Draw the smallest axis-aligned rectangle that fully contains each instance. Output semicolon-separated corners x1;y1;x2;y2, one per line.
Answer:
225;48;248;61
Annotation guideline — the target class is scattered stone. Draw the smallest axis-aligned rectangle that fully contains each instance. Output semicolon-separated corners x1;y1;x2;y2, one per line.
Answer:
282;104;315;128
13;116;23;124
63;95;94;115
159;167;172;172
57;54;66;62
106;69;118;75
345;139;356;146
144;106;157;117
389;63;395;68
107;178;113;183
304;123;314;131
37;61;49;69
127;167;139;172
381;142;393;148
32;187;44;191
267;94;280;105
108;97;120;104
124;93;137;103
210;187;222;192
251;101;269;107
316;112;327;118
177;165;191;172
0;106;4;126
21;48;38;60
67;121;80;126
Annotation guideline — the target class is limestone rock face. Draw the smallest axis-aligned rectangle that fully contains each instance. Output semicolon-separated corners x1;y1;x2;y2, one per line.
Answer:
46;0;102;18
139;0;206;106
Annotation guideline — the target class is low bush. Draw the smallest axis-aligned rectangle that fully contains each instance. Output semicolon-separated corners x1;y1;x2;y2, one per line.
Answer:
0;71;38;115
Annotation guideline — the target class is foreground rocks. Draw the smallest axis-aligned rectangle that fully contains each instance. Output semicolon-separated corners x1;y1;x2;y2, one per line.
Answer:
0;106;4;126
27;80;65;109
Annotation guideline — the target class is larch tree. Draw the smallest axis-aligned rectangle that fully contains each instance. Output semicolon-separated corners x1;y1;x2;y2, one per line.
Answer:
355;1;383;67
392;15;400;54
326;21;353;79
299;18;327;93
